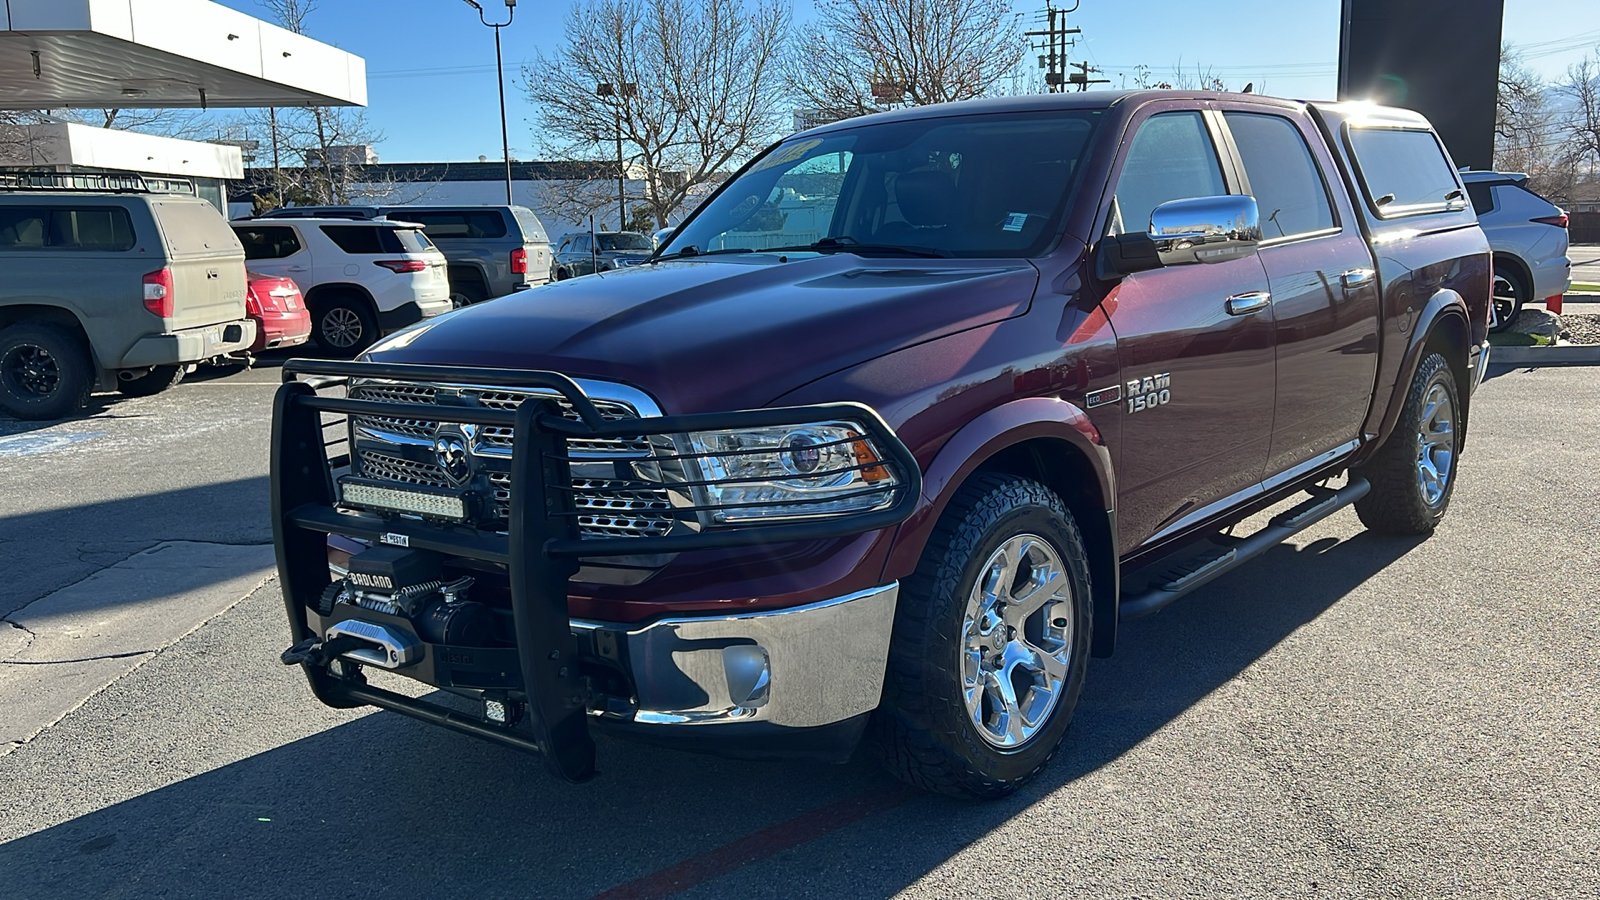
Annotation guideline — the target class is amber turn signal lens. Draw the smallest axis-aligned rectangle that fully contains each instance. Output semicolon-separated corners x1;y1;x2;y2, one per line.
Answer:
851;434;889;482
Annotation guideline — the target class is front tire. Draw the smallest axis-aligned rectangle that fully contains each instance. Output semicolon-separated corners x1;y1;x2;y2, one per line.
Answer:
117;364;184;397
1354;352;1461;535
872;473;1092;799
311;294;379;357
0;323;93;420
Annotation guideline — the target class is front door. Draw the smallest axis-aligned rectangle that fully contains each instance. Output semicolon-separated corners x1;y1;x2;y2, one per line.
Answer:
1216;107;1380;477
1098;108;1278;551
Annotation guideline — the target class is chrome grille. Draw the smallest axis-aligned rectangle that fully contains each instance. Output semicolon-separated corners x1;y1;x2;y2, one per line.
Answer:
348;379;675;539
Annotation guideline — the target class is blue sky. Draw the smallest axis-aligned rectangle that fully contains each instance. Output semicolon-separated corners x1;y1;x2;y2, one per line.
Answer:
213;0;1600;163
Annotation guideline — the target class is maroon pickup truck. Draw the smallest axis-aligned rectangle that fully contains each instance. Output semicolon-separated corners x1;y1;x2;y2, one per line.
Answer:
272;91;1490;798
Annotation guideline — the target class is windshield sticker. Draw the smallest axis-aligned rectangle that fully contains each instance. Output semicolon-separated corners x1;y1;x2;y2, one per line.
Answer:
1002;212;1028;232
750;138;823;172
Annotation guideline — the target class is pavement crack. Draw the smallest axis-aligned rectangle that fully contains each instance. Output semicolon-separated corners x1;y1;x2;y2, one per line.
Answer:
1;649;155;666
2;616;37;662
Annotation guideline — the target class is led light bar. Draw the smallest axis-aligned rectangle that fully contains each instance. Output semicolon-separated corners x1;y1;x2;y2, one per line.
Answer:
339;478;468;521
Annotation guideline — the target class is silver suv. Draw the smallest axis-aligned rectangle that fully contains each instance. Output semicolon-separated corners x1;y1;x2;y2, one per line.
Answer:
255;205;552;305
1463;170;1572;331
0;174;254;420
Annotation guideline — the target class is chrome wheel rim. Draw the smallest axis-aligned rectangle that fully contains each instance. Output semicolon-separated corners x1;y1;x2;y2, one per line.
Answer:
322;307;364;349
2;343;61;397
961;533;1074;749
1416;383;1455;507
1492;274;1518;327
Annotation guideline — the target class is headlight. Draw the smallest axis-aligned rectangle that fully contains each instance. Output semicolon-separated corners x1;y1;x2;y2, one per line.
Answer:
683;421;897;524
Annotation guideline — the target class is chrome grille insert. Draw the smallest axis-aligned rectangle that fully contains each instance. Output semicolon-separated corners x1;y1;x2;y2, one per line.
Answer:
348;379;675;539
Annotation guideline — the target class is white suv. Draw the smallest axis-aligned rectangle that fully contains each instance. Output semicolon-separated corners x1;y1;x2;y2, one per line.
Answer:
232;217;451;355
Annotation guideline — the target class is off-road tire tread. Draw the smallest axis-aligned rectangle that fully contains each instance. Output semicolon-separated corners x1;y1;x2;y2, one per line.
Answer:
0;322;93;420
871;472;1091;799
1354;352;1458;535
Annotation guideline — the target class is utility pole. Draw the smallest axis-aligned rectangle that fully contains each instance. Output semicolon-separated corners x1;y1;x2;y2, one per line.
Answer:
1069;60;1110;92
1025;1;1081;93
596;78;637;230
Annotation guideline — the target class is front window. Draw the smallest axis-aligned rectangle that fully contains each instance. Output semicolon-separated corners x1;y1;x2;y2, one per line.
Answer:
663;109;1103;259
598;232;652;251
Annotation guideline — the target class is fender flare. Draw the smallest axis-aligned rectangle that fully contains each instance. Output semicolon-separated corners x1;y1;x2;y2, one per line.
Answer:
883;395;1120;655
1363;288;1471;460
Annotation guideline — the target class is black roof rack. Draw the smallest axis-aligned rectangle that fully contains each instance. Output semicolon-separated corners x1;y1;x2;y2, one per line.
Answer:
0;170;197;196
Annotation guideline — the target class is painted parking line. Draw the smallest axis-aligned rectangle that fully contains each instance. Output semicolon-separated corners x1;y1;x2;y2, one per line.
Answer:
0;432;105;457
591;784;916;899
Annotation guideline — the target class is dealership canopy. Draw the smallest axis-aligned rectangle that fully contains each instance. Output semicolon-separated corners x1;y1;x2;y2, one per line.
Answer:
0;0;366;110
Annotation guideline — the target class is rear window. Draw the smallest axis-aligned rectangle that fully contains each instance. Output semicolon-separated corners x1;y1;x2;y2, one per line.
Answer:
1346;128;1463;217
0;206;136;251
388;210;507;239
322;225;435;254
1466;182;1497;215
154;200;239;254
511;207;549;243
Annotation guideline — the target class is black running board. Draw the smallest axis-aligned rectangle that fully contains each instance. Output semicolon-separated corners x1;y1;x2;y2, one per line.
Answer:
1119;477;1371;621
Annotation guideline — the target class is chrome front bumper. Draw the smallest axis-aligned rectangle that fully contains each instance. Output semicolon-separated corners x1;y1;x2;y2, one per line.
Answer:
1471;339;1492;392
576;583;899;730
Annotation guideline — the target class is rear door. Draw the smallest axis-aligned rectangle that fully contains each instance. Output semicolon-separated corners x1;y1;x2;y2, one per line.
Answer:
1215;105;1380;478
1098;106;1277;550
150;199;247;331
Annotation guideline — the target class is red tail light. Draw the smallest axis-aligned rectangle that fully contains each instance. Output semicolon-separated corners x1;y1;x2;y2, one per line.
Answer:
244;284;263;316
374;259;428;273
142;267;174;317
1531;213;1568;228
510;246;528;274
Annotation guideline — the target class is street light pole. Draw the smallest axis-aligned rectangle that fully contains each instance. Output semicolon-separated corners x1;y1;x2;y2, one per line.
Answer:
595;80;635;230
465;0;516;205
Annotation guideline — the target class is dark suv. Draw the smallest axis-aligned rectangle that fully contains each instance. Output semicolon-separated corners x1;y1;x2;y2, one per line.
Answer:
550;231;654;279
271;92;1488;798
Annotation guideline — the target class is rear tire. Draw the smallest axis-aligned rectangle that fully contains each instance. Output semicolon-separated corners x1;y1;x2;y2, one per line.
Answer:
0;323;93;420
1488;266;1528;334
117;364;184;397
1354;352;1461;535
871;473;1092;799
311;293;379;357
448;270;489;308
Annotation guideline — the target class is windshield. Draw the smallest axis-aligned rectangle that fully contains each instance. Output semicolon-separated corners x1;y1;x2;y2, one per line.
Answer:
663;109;1102;259
598;232;653;251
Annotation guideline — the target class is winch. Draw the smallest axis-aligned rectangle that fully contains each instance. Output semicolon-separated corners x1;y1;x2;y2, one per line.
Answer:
318;546;494;649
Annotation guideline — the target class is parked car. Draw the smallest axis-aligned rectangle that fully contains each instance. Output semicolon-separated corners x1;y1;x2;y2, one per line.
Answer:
272;92;1488;798
255;205;552;305
243;271;311;355
1462;170;1571;331
0;173;255;420
651;226;675;248
550;231;654;279
231;217;451;356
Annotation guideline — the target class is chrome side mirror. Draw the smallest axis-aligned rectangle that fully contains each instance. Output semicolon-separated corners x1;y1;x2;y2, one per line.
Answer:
1148;195;1261;265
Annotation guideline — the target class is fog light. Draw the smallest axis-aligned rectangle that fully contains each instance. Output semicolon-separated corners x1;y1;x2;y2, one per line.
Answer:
723;644;771;709
485;699;509;723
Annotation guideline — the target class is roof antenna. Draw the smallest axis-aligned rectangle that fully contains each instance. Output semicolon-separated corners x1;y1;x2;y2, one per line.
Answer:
1242;82;1254;94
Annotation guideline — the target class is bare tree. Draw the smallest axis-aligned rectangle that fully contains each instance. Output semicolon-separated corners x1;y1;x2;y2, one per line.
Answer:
784;0;1026;121
249;0;388;208
1561;56;1600;170
525;0;789;229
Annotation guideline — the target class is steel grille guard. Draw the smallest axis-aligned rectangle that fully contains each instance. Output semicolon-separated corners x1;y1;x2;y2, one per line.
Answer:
270;358;921;783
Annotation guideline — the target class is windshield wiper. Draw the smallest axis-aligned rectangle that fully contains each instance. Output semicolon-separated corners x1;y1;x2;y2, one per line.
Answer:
765;236;948;258
650;245;756;263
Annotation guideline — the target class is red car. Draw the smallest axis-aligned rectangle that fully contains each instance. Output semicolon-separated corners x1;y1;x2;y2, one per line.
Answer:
245;271;311;353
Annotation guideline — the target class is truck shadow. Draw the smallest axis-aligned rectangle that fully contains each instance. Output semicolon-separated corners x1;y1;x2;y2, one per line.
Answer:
0;529;1423;899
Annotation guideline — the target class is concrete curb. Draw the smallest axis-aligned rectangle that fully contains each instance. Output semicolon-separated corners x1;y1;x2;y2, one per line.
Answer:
1489;344;1600;365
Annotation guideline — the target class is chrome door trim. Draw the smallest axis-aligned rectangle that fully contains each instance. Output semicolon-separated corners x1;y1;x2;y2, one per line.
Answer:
1225;291;1272;315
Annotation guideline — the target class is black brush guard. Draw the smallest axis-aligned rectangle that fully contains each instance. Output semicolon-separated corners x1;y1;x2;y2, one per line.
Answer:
271;358;921;782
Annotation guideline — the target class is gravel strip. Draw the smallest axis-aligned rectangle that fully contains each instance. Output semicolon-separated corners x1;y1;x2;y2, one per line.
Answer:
1559;314;1600;345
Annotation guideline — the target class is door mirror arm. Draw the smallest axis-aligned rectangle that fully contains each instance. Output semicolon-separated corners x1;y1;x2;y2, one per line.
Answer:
1095;233;1162;280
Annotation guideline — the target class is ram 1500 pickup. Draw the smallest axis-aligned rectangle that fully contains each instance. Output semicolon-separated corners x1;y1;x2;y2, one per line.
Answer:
272;91;1490;798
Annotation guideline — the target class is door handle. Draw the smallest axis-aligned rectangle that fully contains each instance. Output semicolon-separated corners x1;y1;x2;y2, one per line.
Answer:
1341;268;1375;289
1225;291;1272;316
286;265;309;272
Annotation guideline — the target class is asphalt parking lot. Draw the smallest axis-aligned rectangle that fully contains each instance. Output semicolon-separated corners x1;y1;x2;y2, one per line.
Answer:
1;357;1596;899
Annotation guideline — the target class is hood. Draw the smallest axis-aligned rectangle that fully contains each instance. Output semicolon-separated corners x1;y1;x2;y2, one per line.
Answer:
368;254;1039;413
